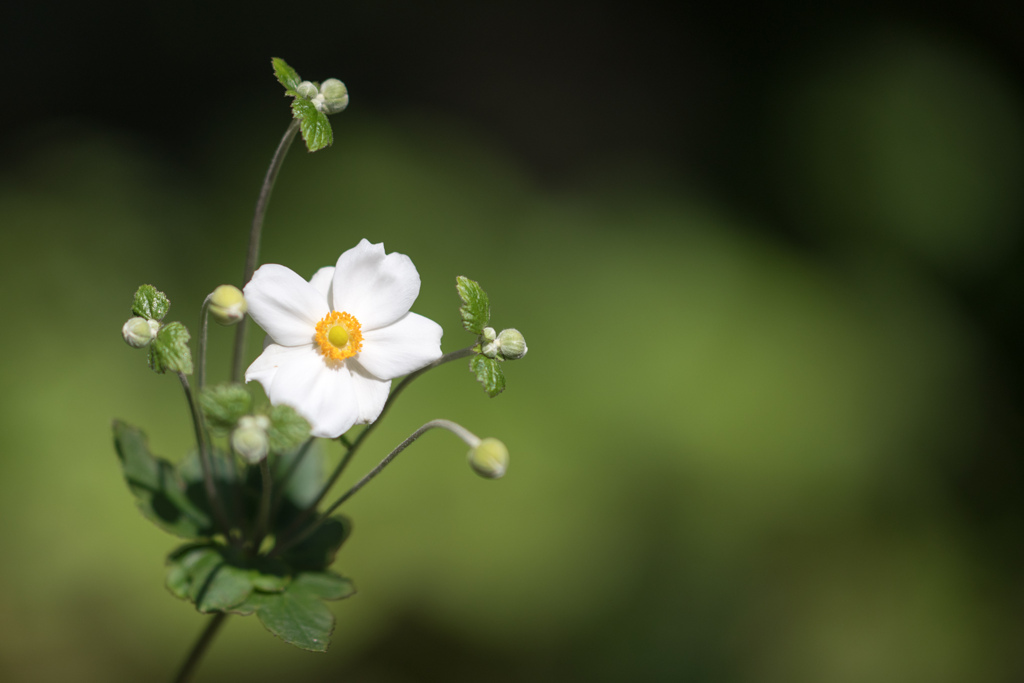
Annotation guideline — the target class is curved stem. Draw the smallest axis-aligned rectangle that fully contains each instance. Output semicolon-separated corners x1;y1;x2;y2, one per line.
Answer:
178;372;235;542
172;612;228;683
272;419;479;556
231;119;302;383
197;295;212;390
302;346;476;516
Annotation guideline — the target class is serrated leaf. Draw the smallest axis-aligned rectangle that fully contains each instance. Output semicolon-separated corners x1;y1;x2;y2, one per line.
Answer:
267;404;311;453
132;284;170;321
113;421;212;538
456;276;490;334
272;57;301;96
148;321;193;374
199;384;252;433
470;354;506;397
291;99;333;152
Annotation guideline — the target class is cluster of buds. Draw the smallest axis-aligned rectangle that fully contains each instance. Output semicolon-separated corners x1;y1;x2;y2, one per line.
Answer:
480;327;528;361
297;78;349;115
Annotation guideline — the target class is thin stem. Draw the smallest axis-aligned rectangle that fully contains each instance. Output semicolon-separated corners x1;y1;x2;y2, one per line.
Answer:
231;119;302;383
251;458;273;550
197;295;212;390
172;612;229;683
305;345;476;513
178;372;235;542
272;419;478;556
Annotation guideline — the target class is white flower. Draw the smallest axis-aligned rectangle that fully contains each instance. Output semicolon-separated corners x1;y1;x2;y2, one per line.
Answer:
243;239;443;438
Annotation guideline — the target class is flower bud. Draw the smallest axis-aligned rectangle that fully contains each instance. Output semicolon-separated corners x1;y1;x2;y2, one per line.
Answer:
468;437;509;479
482;340;500;358
482;326;496;342
232;415;271;464
208;285;247;325
122;317;160;348
296;80;318;99
496;328;528;360
318;78;349;114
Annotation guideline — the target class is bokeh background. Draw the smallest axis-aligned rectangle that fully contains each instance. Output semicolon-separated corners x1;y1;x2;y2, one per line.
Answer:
2;1;1023;681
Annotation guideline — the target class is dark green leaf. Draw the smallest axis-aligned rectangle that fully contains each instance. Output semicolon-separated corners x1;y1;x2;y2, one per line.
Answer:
470;354;506;397
238;571;354;651
291;99;333;152
290;571;356;601
267;404;311;453
199;384;252;433
148;321;193;374
113;421;212;538
272;57;301;96
281;516;352;572
194;562;254;614
132;284;170;321
456;276;490;334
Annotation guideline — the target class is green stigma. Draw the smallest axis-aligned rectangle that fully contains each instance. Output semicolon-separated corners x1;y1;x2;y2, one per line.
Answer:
328;325;349;348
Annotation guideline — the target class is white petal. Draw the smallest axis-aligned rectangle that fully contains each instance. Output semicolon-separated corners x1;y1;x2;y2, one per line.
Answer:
245;264;330;347
347;360;393;424
357;312;444;380
331;239;421;330
244;340;309;389
308;266;335;307
261;345;360;438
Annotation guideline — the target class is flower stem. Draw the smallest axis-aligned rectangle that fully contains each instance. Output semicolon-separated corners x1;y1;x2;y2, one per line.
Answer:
197;295;212;390
251;458;273;550
272;419;479;556
231;118;301;383
269;346;477;555
178;372;235;543
172;612;229;683
303;346;475;517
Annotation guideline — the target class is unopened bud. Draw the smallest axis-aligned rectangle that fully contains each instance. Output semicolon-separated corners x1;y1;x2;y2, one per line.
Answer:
232;415;271;464
208;285;247;325
482;340;500;358
482;327;496;342
122;317;160;348
468;437;509;479
296;80;318;99
496;328;527;360
318;79;349;114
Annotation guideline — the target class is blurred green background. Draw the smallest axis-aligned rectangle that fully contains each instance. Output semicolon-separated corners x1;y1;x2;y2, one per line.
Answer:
2;2;1024;681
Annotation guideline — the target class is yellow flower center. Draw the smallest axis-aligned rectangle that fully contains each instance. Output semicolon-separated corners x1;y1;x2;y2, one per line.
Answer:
314;311;363;361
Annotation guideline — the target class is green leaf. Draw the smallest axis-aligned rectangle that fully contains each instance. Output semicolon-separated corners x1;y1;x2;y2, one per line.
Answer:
132;284;170;321
456;276;490;334
113;421;212;539
272;57;301;96
267;404;311;453
238;571;355;652
470;354;506;397
291;98;333;152
282;516;352;572
199;384;252;433
148;321;193;374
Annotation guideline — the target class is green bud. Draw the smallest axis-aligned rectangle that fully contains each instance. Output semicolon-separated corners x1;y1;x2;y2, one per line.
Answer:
482;340;500;358
208;284;247;325
496;328;528;360
232;415;271;464
318;78;349;114
482;326;496;342
468;437;509;479
122;317;160;348
296;80;318;99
